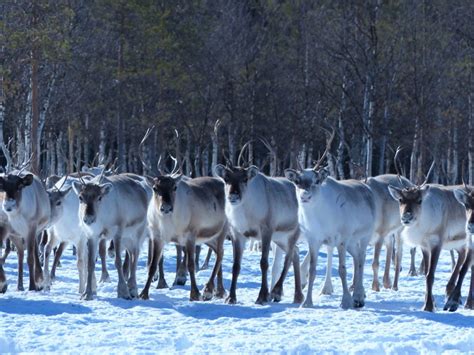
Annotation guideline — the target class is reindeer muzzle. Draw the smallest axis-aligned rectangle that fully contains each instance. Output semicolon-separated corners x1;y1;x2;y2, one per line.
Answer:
160;204;173;214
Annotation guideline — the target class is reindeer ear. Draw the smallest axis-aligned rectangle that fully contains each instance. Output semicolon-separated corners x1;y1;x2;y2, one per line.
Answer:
100;183;113;195
284;169;300;183
21;174;34;187
420;185;430;195
454;189;468;206
388;185;402;201
213;164;227;180
71;181;83;195
61;186;72;197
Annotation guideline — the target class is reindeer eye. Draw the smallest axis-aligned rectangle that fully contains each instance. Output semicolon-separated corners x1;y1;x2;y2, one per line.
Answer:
417;200;422;204
56;201;61;206
79;196;84;202
173;186;177;191
98;196;102;202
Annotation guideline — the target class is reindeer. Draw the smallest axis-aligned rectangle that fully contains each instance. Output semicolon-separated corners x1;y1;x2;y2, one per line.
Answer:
140;164;228;301
43;175;95;293
72;173;150;300
285;131;377;308
443;184;474;311
214;149;304;305
388;178;467;311
0;171;51;291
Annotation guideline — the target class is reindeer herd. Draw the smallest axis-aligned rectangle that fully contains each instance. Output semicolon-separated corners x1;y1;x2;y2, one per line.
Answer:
0;138;473;314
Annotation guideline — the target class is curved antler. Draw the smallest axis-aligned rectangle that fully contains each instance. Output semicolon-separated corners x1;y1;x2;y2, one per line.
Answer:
313;128;335;171
393;146;410;189
138;126;155;172
237;140;252;168
420;160;435;187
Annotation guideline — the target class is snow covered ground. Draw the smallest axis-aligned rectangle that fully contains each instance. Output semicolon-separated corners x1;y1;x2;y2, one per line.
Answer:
0;240;473;353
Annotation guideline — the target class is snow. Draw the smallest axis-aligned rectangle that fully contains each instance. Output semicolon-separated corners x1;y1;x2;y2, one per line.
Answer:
1;241;473;353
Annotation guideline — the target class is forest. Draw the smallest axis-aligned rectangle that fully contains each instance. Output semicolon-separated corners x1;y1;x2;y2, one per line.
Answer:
1;0;473;183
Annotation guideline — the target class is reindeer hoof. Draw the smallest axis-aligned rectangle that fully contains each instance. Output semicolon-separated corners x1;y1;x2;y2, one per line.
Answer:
443;299;459;312
214;288;226;299
17;285;24;292
293;292;305;304
383;281;392;289
156;279;169;289
200;263;209;271
190;292;202;301
301;300;313;308
81;292;94;301
225;295;237;304
173;276;187;286
320;285;333;295
408;269;418;277
0;282;7;294
464;298;474;310
139;291;150;300
255;292;270;305
99;273;110;283
371;281;380;292
353;299;365;308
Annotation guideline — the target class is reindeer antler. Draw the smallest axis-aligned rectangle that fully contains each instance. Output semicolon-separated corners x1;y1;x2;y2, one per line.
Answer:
237;140;252;168
138;126;155;172
313;128;335;171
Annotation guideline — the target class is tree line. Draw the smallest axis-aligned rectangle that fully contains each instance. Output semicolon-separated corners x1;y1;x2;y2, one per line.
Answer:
1;0;473;183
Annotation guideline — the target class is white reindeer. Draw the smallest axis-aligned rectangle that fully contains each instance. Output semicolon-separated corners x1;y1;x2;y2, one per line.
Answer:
285;163;377;309
140;172;228;301
388;183;467;311
444;184;474;311
72;173;150;300
0;171;51;291
43;176;94;294
214;163;303;305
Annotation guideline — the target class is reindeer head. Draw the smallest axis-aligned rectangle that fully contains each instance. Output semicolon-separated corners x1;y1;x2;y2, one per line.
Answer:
214;165;259;205
72;181;112;225
285;168;330;203
388;147;434;226
152;175;183;214
285;128;334;204
47;178;72;225
388;185;429;226
0;174;34;213
453;185;474;234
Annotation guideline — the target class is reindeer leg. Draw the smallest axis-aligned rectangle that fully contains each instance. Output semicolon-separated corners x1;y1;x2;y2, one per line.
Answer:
270;243;283;292
201;247;213;271
226;233;245;305
321;245;334;295
450;250;456;271
16;240;24;291
76;239;87;294
186;238;201;301
195;245;201;272
300;251;310;290
113;232;131;300
203;234;224;300
34;232;44;290
408;247;418;276
42;231;55;291
51;242;66;280
99;239;110;283
352;243;368;308
27;230;39;291
122;251;130;281
82;238;97;300
292;245;304;304
393;232;403;291
371;237;383;292
423;244;441;312
156;255;169;289
173;245;187;286
444;249;472;311
271;229;300;303
256;229;271;305
140;238;163;300
338;244;352;309
466;264;474;309
446;248;466;299
127;247;139;299
383;237;393;289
